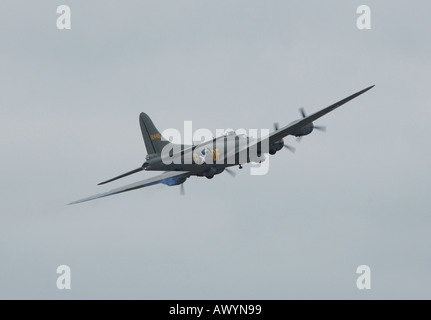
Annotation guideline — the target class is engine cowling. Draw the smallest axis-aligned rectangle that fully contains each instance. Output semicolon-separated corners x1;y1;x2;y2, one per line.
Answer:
291;122;314;137
269;140;284;155
204;167;225;179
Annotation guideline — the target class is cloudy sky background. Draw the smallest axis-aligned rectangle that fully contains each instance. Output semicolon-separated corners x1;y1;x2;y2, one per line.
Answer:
0;1;430;299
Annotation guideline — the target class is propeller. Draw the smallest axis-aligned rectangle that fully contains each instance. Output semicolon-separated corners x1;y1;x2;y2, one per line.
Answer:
299;107;307;118
225;168;236;178
313;125;326;132
180;183;185;196
283;144;296;152
297;108;326;141
273;123;295;152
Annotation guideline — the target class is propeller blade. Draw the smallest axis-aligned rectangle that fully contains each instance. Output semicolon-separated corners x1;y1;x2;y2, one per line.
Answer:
299;108;307;118
225;168;236;178
284;145;296;153
314;125;326;132
296;136;303;142
274;122;279;131
180;184;185;196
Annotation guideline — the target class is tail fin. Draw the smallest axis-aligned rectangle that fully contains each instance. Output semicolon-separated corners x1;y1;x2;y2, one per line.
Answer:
139;113;170;155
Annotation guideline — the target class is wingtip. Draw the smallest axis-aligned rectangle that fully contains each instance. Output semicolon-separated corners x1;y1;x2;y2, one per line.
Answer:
67;198;85;205
357;85;375;96
67;198;92;205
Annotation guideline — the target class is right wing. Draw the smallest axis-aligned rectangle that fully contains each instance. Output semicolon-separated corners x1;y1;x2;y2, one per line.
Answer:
69;171;190;205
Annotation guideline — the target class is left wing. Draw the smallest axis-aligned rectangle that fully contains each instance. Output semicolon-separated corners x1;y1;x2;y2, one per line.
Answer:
233;85;374;158
69;171;190;205
269;85;374;143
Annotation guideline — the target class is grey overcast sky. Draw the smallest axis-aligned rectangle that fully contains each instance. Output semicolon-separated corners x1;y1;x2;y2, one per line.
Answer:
1;1;430;299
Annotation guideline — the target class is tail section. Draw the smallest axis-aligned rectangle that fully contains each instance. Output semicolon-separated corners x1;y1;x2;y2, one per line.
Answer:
97;113;180;187
139;113;170;155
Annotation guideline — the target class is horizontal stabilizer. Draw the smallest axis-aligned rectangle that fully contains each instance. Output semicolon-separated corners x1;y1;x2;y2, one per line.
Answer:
98;166;146;185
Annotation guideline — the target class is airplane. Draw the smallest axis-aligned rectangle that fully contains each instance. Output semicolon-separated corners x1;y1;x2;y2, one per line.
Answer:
69;85;374;204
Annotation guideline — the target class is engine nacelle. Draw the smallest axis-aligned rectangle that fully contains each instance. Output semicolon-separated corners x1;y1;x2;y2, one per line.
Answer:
292;123;313;137
269;140;284;155
204;167;225;179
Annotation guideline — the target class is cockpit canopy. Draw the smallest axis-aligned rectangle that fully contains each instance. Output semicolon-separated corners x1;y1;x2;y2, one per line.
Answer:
224;129;235;136
223;129;247;138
